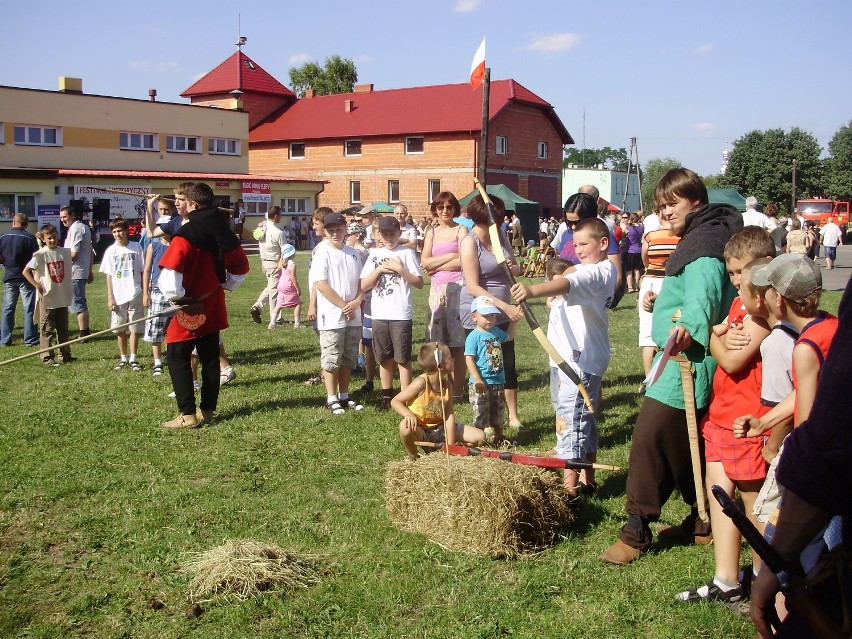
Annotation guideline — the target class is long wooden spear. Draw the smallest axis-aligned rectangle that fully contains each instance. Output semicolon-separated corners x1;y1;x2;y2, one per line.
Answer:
473;178;594;412
416;442;621;471
94;187;234;213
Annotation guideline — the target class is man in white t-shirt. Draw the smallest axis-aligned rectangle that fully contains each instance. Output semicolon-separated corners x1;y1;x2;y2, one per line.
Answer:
250;206;288;328
820;217;843;269
394;204;418;250
59;204;94;339
742;196;776;231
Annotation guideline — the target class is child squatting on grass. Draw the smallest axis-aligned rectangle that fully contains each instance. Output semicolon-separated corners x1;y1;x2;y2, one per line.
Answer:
392;342;486;461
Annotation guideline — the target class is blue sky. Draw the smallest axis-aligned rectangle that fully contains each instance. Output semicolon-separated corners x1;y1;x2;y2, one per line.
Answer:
4;0;851;176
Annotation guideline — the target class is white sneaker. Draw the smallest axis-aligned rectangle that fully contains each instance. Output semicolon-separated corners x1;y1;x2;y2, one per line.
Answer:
220;367;236;385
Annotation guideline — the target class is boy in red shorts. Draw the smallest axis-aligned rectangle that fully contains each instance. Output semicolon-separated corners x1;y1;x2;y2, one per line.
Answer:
677;228;776;605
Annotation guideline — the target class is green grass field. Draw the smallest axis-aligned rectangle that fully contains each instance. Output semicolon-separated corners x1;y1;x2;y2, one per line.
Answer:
0;255;841;639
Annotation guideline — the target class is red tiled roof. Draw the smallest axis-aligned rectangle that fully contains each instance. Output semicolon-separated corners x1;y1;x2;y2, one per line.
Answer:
182;52;295;99
250;79;573;144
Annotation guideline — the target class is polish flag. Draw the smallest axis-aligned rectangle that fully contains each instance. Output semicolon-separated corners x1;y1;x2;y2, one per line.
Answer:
470;37;486;90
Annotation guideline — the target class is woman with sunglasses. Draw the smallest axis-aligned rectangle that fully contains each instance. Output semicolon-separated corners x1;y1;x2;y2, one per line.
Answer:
421;192;469;400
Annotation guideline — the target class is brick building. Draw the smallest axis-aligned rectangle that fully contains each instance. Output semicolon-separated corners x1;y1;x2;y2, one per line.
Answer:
183;52;573;218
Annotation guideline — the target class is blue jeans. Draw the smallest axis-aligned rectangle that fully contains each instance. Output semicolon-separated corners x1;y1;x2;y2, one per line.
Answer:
1;279;38;345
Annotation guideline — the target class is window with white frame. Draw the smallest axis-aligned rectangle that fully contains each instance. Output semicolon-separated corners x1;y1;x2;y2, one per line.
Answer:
120;131;158;151
0;193;37;219
166;135;201;153
290;142;305;159
245;201;269;215
345;139;362;157
208;137;240;155
350;181;361;203
388;180;400;204
496;135;508;155
14;125;62;147
281;197;310;214
537;141;548;159
405;136;424;154
428;179;441;203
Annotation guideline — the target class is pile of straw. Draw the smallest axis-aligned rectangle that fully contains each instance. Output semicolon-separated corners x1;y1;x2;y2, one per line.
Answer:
385;454;574;558
180;539;320;602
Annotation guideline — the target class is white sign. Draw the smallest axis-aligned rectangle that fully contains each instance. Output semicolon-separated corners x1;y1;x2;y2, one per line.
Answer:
73;185;151;220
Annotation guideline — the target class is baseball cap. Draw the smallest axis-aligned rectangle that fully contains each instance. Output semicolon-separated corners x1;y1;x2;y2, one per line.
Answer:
471;295;500;316
359;204;376;217
323;212;346;227
347;221;365;236
751;253;822;302
378;216;400;232
281;243;296;260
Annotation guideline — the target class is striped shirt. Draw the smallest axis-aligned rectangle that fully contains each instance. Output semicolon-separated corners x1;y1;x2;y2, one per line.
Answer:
643;228;680;278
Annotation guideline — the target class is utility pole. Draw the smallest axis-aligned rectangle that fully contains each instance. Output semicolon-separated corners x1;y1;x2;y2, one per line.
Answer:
791;158;797;215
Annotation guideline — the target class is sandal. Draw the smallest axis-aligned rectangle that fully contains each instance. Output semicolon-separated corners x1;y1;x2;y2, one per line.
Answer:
343;398;364;411
129;361;142;372
675;579;743;603
304;374;323;386
327;401;345;416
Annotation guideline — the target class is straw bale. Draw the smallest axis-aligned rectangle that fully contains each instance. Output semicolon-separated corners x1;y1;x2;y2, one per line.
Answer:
385;454;573;558
180;539;321;602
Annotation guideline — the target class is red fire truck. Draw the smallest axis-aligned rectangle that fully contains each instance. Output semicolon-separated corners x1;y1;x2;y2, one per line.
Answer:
796;198;850;225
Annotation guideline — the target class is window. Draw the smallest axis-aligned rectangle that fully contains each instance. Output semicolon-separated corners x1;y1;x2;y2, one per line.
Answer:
14;125;61;147
208;137;240;155
388;180;400;204
537;141;549;159
245;201;269;215
350;181;361;204
166;135;201;153
0;194;36;219
496;135;508;155
281;197;310;214
120;131;158;151
405;136;424;154
290;142;305;159
345;139;362;157
428;179;441;203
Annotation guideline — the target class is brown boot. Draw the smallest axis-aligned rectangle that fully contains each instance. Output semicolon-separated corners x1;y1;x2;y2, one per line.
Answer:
162;413;200;429
600;540;645;565
658;517;714;546
196;409;214;426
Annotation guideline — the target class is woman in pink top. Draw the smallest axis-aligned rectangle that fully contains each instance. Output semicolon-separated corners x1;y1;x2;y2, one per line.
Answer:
421;191;468;399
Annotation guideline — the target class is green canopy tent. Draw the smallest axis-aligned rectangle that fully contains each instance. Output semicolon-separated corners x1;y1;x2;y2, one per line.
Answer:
708;188;747;213
458;184;541;244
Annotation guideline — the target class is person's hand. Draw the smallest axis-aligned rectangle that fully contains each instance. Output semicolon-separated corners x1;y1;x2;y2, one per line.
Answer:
642;291;657;312
382;256;403;273
510;282;530;303
108;298;117;312
341;300;357;320
733;414;762;439
474;381;486;393
142;292;150;307
722;324;751;350
750;569;783;638
87;271;94;284
669;325;692;355
402;414;418;432
307;304;316;321
503;304;524;323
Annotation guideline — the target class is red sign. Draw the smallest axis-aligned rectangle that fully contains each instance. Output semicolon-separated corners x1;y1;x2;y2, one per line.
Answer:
215;180;231;189
241;181;270;194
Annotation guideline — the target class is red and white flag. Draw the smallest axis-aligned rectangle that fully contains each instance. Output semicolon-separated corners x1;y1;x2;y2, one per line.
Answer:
470;37;486;90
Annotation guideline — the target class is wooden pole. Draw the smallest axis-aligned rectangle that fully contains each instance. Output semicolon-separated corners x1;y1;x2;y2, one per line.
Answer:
477;68;491;184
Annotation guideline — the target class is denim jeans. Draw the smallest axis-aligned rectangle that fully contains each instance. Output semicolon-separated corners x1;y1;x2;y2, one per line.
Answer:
1;279;38;345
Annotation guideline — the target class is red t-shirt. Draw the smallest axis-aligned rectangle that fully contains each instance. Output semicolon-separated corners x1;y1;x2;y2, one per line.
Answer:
792;311;839;420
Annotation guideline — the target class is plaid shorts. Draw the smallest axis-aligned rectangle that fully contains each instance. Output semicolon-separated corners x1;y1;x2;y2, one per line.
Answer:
144;287;170;344
703;418;769;482
469;382;505;429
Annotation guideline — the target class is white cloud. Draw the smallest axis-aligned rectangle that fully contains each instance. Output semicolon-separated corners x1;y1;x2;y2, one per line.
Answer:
288;53;312;66
454;0;482;12
694;42;714;55
523;33;583;54
691;122;717;135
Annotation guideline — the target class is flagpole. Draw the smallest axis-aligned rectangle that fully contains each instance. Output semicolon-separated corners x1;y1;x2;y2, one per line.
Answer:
478;68;490;183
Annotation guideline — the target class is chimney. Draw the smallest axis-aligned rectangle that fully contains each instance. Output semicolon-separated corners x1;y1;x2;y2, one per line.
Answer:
354;83;373;93
148;88;157;102
344;99;354;113
59;76;83;93
304;88;314;98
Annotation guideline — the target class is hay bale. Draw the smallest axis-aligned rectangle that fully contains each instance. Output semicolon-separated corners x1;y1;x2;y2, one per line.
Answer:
180;539;320;602
385;454;574;558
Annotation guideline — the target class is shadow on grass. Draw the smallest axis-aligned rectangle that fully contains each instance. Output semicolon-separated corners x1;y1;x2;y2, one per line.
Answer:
235;343;317;366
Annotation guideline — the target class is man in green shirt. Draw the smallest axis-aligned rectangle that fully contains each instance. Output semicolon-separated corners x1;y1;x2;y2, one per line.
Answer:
601;168;742;565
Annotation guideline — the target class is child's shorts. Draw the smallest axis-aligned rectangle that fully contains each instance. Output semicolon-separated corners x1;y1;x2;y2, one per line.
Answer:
703;418;768;482
144;287;169;343
554;372;600;460
319;326;361;372
753;441;786;523
419;422;466;444
469;382;504;430
111;295;145;334
372;319;412;364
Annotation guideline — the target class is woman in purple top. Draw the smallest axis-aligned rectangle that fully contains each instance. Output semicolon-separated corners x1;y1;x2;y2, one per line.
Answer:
624;211;644;292
421;191;468;398
459;194;524;429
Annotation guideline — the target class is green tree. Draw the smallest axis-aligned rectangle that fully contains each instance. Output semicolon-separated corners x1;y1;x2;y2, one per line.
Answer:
823;121;852;202
640;157;681;213
564;146;629;171
289;55;358;97
702;173;724;190
721;127;823;214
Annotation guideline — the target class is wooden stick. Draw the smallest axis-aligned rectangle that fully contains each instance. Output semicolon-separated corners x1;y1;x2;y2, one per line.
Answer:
675;354;710;523
93;187;234;213
416;441;621;471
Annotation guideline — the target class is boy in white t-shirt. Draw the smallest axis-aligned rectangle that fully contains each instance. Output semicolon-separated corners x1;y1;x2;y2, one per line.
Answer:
23;224;74;367
512;218;616;495
99;216;145;371
360;215;424;410
309;211;365;415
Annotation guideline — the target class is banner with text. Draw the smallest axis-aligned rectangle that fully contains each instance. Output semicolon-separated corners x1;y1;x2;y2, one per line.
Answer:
73;185;152;220
242;181;271;204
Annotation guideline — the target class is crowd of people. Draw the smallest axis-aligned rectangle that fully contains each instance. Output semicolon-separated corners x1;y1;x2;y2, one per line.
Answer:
1;171;849;637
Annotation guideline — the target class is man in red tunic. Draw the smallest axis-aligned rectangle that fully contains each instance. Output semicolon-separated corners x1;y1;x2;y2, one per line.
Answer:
158;183;249;429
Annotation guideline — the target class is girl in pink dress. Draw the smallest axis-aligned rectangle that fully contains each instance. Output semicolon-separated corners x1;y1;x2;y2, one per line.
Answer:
274;244;302;327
